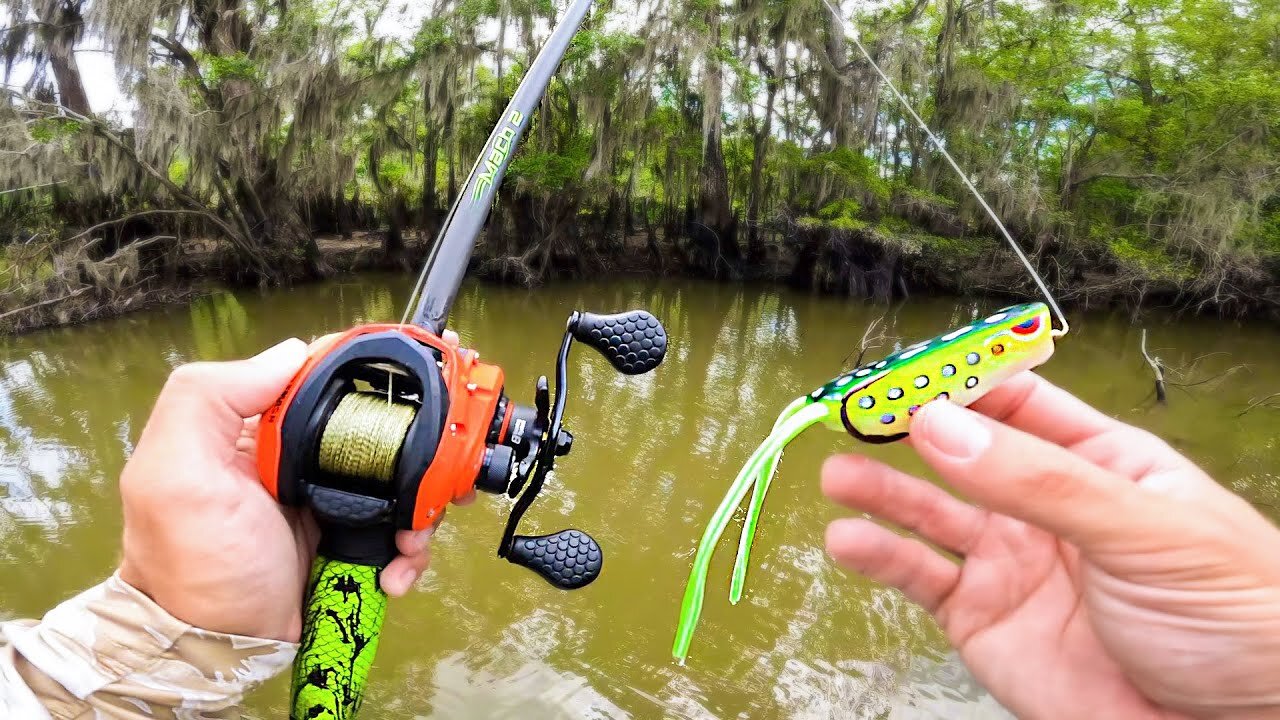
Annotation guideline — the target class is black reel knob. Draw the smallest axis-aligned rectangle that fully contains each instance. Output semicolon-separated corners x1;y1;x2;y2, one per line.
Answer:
572;311;667;375
495;308;667;591
507;529;603;590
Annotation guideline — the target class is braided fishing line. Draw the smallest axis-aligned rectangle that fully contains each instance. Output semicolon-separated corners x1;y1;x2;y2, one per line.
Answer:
318;392;416;482
292;391;416;720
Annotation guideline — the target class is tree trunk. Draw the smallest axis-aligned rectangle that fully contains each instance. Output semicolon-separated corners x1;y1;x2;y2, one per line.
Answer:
48;48;89;116
697;5;740;279
748;24;784;265
385;194;409;268
40;0;90;116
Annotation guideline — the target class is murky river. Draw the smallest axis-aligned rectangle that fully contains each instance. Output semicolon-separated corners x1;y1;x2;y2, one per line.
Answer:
2;276;1278;718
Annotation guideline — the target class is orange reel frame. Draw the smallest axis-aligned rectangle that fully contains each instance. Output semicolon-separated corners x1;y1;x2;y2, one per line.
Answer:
257;324;512;532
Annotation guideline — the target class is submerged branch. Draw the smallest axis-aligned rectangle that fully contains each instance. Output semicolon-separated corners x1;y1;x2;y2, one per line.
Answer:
1140;329;1167;405
1238;393;1280;418
844;316;886;368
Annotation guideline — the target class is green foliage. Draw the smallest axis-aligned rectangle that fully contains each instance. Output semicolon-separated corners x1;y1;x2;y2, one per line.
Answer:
915;232;992;260
28;118;82;143
1106;230;1197;283
509;135;592;192
798;200;870;232
202;52;261;85
892;182;958;210
807;148;890;203
1246;210;1280;256
1082;178;1141;207
168;156;190;186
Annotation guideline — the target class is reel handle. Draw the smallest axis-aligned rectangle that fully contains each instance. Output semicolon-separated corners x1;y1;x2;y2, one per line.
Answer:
497;307;666;590
506;529;603;589
572;311;667;375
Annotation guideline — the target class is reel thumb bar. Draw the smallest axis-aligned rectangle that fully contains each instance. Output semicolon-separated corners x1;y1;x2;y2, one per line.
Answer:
404;0;597;333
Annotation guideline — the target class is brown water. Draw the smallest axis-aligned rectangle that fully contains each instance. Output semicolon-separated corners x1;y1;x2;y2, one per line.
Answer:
2;276;1278;719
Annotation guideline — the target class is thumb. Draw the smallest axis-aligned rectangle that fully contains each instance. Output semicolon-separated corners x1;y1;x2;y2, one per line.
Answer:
909;399;1168;552
153;339;308;441
181;338;309;418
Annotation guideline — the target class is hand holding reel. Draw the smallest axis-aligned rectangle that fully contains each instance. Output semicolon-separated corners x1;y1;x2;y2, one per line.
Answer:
260;309;667;581
256;310;666;718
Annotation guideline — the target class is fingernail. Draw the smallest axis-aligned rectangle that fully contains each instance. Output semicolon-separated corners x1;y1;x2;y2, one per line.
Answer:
251;338;305;364
414;526;435;546
918;400;990;460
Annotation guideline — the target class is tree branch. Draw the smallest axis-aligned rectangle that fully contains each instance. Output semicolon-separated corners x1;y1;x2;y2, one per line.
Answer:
1140;329;1167;405
2;89;270;272
1082;64;1145;89
1238;393;1280;418
0;286;91;321
0;182;58;195
1069;172;1168;191
150;35;221;110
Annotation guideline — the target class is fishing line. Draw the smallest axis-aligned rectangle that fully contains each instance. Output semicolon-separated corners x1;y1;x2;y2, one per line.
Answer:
318;392;416;482
820;0;1070;338
674;4;1072;664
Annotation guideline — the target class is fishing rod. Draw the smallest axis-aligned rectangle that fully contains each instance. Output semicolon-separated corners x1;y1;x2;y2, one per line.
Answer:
671;0;1071;663
256;1;668;717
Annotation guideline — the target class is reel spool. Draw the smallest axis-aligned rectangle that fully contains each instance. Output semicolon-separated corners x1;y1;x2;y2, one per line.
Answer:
257;310;668;586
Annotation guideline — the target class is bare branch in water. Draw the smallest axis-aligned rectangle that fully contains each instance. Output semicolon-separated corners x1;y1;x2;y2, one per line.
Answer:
843;316;886;368
1140;329;1167;405
1167;365;1248;389
1238;393;1280;418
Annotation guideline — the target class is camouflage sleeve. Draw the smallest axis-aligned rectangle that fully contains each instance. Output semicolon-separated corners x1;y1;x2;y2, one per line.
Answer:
0;573;297;719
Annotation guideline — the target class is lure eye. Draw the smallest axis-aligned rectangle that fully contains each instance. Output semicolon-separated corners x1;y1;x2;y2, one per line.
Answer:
1011;316;1042;335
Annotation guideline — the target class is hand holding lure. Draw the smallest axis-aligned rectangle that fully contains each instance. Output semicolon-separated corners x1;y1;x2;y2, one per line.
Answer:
672;2;1070;663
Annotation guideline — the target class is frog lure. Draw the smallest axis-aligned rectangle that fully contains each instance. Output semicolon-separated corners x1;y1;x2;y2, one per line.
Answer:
672;3;1072;663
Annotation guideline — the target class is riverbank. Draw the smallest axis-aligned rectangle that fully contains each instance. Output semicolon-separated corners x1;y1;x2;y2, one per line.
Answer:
4;225;1278;337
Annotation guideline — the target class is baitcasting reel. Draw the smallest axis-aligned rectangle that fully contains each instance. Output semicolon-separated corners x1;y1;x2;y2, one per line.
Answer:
257;310;667;589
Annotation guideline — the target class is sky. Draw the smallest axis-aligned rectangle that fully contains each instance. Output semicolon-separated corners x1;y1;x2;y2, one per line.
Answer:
3;0;686;118
0;1;130;117
2;0;547;118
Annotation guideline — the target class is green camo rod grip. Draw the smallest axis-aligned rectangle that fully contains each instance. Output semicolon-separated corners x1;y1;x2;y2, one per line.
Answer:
291;557;388;720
